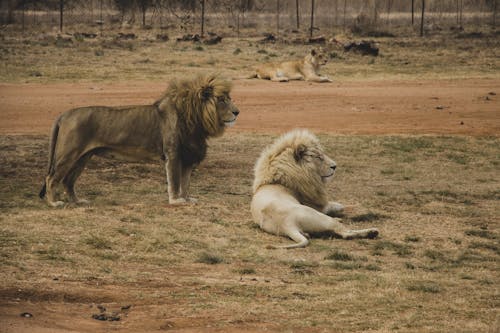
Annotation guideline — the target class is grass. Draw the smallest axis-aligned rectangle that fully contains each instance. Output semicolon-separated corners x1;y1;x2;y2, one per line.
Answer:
0;26;499;83
0;23;498;331
1;133;498;331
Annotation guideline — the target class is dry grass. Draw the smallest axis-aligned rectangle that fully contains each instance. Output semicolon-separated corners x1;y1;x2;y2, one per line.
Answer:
0;26;499;84
0;133;499;332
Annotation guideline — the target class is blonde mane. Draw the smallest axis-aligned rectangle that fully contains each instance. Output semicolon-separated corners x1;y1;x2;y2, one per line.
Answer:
156;74;232;136
253;129;328;208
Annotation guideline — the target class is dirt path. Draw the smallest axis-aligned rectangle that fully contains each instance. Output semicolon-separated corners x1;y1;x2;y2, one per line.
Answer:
1;79;499;136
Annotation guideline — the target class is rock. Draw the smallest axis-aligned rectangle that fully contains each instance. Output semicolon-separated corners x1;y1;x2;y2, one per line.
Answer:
344;40;379;56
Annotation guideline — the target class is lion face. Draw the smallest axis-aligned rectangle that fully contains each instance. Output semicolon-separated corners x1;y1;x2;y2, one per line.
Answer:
216;93;240;128
309;48;329;67
296;146;336;183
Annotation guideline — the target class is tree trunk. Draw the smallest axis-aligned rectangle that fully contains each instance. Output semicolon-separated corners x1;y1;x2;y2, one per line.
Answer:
343;0;346;31
494;0;498;26
411;0;415;25
59;0;64;33
201;0;205;38
310;0;315;38
420;0;425;37
296;0;300;30
276;0;280;37
142;5;146;27
22;0;26;32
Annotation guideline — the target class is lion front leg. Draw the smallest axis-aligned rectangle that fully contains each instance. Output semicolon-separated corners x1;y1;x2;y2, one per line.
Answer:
323;201;344;216
165;156;186;205
179;165;197;203
305;75;332;83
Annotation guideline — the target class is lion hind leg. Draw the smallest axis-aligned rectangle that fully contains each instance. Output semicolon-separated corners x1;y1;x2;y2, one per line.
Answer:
268;228;309;249
63;153;92;204
45;175;65;207
287;73;305;81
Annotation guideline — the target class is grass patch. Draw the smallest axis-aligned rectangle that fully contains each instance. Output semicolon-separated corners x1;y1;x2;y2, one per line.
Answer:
83;235;113;250
465;229;497;239
406;281;442;293
373;240;412;256
325;250;356;261
237;268;256;275
196;252;224;265
350;212;388;223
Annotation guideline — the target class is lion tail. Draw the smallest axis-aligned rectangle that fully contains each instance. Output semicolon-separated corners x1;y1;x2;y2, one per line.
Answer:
232;73;258;80
39;116;61;199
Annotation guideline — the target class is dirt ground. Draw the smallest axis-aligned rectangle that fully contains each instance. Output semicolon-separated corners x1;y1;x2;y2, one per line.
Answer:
0;79;499;333
1;78;499;136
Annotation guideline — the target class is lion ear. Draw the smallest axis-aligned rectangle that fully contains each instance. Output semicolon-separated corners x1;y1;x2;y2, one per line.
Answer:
294;144;307;162
201;85;214;101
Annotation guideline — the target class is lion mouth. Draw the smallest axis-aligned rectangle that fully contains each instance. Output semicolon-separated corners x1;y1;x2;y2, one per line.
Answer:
321;172;335;180
224;119;237;127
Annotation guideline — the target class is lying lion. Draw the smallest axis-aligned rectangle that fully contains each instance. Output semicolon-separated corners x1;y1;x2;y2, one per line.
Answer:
39;74;240;207
249;48;332;82
251;129;379;249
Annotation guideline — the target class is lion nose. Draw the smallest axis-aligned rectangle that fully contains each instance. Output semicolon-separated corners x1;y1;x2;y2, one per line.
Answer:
232;109;240;117
331;164;336;170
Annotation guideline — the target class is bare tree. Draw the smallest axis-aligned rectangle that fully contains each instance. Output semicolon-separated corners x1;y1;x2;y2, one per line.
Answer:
200;0;205;37
276;0;280;37
412;0;414;25
343;0;346;31
137;0;152;28
386;0;393;25
309;0;315;38
295;0;299;30
420;0;425;37
59;0;63;32
494;0;498;26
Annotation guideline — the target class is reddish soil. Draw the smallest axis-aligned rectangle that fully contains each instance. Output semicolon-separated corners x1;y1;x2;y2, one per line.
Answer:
0;78;499;333
1;78;499;136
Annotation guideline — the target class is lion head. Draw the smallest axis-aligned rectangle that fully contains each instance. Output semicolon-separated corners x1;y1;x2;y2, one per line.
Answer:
253;129;337;209
306;48;329;68
157;74;239;137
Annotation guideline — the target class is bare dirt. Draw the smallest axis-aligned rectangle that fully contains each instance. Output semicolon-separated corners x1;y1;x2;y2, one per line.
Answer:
1;78;499;136
1;79;499;333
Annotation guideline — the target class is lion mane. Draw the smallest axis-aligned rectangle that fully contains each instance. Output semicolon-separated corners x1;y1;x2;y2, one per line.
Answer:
157;74;232;138
39;73;239;206
253;129;328;209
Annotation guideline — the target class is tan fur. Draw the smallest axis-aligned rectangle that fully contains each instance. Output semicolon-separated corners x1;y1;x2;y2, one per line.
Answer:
251;129;379;249
39;74;239;207
251;48;332;83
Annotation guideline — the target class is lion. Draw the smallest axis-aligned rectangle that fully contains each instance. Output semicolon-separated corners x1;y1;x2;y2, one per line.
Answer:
251;129;379;249
39;74;240;207
249;48;332;83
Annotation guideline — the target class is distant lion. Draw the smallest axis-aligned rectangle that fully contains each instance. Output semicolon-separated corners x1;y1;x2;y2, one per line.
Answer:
39;74;240;207
249;48;332;82
251;129;379;249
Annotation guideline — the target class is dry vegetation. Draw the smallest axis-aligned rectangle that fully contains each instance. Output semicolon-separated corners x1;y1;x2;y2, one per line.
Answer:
0;5;499;331
0;24;499;83
1;132;499;332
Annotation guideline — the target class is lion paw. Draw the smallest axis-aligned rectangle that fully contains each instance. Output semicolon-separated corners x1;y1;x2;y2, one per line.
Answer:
169;198;188;205
367;228;379;239
49;200;65;207
76;199;90;205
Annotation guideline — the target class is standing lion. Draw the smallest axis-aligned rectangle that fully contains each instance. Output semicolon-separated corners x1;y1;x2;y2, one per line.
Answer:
39;74;240;207
251;129;379;249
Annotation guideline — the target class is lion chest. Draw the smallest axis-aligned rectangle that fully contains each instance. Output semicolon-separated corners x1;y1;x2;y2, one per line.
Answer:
177;138;207;166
